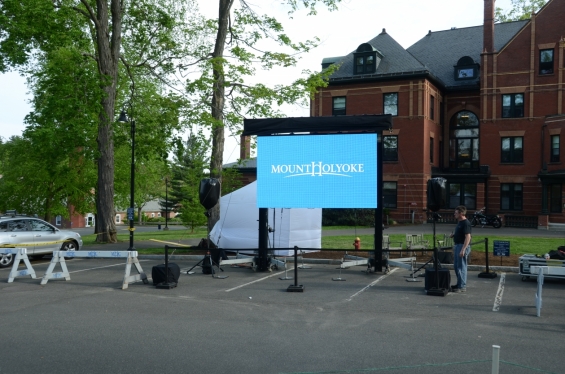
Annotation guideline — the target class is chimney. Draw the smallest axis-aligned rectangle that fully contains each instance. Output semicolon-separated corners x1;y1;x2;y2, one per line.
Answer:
483;0;495;53
240;135;251;160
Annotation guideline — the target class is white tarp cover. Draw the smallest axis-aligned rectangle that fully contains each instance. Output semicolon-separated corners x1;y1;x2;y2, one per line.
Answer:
209;181;321;256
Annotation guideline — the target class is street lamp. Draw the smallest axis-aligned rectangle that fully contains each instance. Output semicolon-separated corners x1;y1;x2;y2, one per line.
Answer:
118;109;135;251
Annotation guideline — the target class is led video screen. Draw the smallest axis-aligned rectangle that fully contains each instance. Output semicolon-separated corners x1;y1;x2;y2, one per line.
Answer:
257;134;378;208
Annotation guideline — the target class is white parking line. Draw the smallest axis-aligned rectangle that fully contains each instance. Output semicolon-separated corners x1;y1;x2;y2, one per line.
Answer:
225;268;295;292
346;268;398;301
492;272;506;312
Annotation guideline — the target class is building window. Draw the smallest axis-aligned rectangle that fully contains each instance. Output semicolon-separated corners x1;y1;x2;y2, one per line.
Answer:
539;49;554;75
55;215;62;226
332;97;346;116
115;214;121;223
501;137;523;163
383;182;397;208
502;94;524;118
454;56;479;81
430;137;434;163
383;135;398;161
551;135;560;162
355;54;376;74
353;43;379;75
501;183;522;211
151;213;155;218
430;95;435;120
383;93;398;116
549;184;562;213
448;183;476;209
449;111;479;169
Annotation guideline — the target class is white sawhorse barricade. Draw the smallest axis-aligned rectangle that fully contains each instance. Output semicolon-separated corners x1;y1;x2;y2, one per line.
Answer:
530;265;565;317
41;251;148;289
1;248;37;283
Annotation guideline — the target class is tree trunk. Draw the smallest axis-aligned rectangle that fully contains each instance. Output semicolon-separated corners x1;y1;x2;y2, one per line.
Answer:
208;0;234;228
94;0;123;243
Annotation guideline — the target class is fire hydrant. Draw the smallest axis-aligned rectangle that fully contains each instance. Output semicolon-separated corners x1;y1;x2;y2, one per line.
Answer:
353;237;361;250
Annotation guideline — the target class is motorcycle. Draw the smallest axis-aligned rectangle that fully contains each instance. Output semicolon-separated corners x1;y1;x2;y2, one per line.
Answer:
471;207;502;228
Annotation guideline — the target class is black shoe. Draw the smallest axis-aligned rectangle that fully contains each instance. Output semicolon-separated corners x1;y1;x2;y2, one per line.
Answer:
451;285;459;290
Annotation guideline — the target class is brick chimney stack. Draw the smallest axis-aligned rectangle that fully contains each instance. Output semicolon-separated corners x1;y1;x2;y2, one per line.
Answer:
484;0;495;53
240;135;251;160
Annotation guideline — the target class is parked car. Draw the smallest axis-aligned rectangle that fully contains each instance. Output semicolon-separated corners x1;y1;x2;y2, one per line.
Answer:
0;212;83;268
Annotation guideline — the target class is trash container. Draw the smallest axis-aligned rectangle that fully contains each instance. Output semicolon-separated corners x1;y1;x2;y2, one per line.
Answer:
158;224;161;230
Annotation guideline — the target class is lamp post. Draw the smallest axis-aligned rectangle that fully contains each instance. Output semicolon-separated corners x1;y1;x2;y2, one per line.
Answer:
164;177;169;231
118;109;135;251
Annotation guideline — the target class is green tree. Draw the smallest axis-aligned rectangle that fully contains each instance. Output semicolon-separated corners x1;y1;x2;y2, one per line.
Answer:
168;132;209;232
0;0;200;242
161;132;210;214
184;0;341;228
495;0;549;22
0;131;95;221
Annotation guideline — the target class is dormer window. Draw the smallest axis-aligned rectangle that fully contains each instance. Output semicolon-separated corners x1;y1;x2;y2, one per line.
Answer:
454;56;479;81
353;43;382;75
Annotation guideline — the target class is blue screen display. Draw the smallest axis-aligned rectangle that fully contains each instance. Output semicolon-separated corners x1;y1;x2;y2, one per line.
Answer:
257;134;378;208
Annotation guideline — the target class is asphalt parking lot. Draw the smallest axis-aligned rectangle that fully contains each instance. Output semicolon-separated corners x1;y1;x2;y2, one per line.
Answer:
1;251;564;374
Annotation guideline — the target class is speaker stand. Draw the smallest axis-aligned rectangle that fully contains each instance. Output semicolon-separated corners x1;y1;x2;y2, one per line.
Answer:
426;212;447;297
186;253;227;279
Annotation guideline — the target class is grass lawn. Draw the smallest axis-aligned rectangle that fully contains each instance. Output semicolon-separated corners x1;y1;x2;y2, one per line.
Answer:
80;226;563;257
323;233;564;256
80;227;208;246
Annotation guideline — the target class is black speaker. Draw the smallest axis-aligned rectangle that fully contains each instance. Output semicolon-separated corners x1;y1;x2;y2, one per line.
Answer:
199;178;221;210
424;268;451;290
427;177;446;212
152;263;180;285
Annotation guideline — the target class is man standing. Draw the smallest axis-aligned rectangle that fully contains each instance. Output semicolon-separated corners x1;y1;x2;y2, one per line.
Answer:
450;205;471;293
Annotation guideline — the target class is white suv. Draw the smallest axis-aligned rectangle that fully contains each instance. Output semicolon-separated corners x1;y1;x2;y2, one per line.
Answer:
0;213;83;268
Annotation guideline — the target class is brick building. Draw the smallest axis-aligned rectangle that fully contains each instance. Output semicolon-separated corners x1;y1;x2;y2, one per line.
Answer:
311;0;565;228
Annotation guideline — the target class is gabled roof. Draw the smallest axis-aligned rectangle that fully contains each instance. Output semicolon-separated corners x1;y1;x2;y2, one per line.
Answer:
325;21;529;89
328;30;429;82
407;20;528;89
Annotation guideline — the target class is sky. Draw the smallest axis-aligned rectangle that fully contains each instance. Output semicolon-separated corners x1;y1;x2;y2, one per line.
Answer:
0;0;513;163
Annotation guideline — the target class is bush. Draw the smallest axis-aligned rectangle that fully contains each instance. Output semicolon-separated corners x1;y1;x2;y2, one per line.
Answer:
133;214;148;222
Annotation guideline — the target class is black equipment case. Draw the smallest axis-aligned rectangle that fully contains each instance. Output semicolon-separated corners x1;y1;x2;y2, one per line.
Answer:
519;254;565;280
424;268;451;291
152;263;181;285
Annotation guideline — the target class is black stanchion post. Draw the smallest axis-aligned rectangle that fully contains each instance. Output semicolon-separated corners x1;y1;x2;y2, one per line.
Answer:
479;237;497;278
287;246;304;292
156;244;177;289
